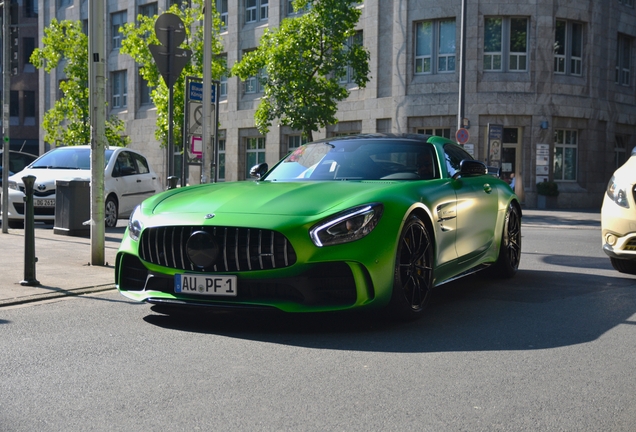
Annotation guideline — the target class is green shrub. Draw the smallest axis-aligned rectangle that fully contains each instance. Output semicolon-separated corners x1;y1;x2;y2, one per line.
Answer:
536;181;559;197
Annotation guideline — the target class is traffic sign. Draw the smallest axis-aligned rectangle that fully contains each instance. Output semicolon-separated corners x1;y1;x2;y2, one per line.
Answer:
456;128;469;144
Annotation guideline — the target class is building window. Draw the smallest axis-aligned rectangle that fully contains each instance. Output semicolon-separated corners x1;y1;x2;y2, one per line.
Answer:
218;134;226;181
25;0;37;17
245;0;268;23
112;11;127;50
245;137;266;178
614;135;629;169
484;17;528;72
58;0;72;8
112;70;128;108
417;128;451;139
219;73;228;99
287;0;312;15
139;2;158;18
23;37;36;73
415;19;456;75
554;129;577;181
288;135;307;151
554;20;583;76
24;91;36;117
616;34;632;86
217;0;228;30
619;0;634;7
10;90;19;117
340;31;363;84
139;72;153;105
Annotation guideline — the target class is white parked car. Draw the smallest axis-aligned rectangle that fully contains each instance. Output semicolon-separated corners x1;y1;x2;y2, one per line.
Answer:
4;145;161;229
601;146;636;275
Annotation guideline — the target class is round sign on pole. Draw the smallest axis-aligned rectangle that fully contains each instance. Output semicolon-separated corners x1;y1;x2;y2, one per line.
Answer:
456;128;470;144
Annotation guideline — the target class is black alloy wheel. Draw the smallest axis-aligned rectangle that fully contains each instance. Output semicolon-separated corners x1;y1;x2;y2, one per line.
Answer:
388;216;434;320
105;196;118;228
492;203;522;277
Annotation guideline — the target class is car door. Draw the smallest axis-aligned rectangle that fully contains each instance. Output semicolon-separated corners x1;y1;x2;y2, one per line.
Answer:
444;144;499;262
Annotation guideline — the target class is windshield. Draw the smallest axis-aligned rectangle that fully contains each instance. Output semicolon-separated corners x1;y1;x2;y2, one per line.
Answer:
263;139;440;181
31;148;115;170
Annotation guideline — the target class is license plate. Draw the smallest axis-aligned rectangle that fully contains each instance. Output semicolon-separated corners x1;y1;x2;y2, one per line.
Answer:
34;199;56;207
174;274;237;297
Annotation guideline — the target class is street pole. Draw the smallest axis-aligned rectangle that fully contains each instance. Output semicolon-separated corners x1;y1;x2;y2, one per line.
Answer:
201;0;213;183
89;0;106;265
2;0;11;234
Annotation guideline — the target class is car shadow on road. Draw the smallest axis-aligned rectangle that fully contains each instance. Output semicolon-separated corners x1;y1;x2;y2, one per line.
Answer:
142;268;636;353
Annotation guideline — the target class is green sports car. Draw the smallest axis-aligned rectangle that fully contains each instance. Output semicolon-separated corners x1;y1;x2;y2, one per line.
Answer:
115;133;522;320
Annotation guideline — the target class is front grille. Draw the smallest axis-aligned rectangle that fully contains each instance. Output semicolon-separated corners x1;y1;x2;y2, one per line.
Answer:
625;238;636;251
139;226;297;272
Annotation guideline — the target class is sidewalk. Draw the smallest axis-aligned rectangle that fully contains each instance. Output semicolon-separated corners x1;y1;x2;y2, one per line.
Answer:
0;208;601;307
0;223;124;307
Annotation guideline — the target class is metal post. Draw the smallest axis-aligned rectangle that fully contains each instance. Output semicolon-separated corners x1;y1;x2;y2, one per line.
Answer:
20;175;39;286
457;0;467;132
2;0;12;234
201;0;212;183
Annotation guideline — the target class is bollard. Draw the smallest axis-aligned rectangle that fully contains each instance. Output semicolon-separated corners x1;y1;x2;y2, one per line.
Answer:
20;175;40;286
167;176;179;190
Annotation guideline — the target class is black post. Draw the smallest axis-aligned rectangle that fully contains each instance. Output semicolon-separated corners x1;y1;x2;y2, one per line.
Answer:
21;175;40;286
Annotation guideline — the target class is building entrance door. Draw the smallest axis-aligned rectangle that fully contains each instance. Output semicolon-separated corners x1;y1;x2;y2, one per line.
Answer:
502;128;521;194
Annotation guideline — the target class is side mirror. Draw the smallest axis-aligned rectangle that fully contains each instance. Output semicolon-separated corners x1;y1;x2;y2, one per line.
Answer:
456;159;487;178
250;163;269;180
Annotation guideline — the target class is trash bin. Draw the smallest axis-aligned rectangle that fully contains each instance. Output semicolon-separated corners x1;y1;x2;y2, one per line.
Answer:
53;179;90;237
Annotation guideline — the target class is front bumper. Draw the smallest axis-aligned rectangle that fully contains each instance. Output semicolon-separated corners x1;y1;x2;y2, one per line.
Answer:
115;252;383;313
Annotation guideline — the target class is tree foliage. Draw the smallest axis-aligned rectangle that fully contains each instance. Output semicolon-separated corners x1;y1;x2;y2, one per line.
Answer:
120;1;226;147
30;19;129;147
231;0;370;141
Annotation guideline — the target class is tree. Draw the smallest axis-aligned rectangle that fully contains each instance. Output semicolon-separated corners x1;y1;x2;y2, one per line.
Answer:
119;1;226;148
231;0;370;141
30;19;129;147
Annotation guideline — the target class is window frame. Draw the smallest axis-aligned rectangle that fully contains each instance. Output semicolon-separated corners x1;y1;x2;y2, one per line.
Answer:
111;10;127;50
484;16;528;72
111;70;128;109
553;129;578;181
245;137;266;178
245;0;268;24
415;19;457;75
616;33;632;86
554;20;583;76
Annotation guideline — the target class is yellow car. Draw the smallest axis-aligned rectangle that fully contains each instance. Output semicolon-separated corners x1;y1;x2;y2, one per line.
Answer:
601;147;636;275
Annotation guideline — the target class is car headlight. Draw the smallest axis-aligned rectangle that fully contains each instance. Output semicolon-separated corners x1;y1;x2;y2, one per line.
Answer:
606;176;631;209
8;180;20;191
310;203;384;247
128;206;144;241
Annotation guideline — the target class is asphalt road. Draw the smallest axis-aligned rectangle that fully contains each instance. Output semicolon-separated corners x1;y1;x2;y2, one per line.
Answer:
1;224;635;431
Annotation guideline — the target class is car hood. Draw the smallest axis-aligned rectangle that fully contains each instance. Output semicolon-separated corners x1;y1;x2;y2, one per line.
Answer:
152;180;396;217
614;155;636;185
9;167;90;186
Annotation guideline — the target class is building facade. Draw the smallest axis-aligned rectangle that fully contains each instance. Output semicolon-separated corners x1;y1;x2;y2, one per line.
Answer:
36;0;636;208
2;0;40;156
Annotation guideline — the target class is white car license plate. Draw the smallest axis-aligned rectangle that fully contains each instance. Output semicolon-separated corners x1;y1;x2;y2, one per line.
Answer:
34;199;56;207
174;274;237;297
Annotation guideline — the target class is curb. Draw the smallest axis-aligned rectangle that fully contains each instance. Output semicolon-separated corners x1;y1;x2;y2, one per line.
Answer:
0;284;116;308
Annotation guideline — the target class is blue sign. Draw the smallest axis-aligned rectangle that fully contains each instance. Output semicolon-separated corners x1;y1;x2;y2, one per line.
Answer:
188;81;216;103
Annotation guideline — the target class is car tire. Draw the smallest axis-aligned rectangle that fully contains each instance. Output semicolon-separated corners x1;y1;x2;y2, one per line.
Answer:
489;203;522;278
387;215;434;321
105;196;118;228
609;257;636;275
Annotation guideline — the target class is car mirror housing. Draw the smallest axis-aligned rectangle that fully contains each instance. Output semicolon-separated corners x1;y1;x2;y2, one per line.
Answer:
457;160;487;177
250;163;269;180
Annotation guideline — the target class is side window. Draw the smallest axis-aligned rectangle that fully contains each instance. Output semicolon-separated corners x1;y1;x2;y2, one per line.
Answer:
133;153;150;174
444;144;474;177
114;152;136;177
